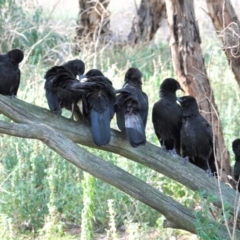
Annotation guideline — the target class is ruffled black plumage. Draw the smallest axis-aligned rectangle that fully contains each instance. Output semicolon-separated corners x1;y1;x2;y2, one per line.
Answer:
72;69;116;146
44;59;86;116
115;67;148;148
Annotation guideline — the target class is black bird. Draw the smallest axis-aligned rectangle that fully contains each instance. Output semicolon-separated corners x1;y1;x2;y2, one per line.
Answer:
72;69;116;146
44;59;86;116
0;49;24;96
179;96;216;175
115;67;148;148
152;78;183;154
232;139;240;191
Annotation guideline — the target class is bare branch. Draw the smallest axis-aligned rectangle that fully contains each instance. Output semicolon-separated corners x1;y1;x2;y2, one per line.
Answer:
0;116;237;238
0;95;237;215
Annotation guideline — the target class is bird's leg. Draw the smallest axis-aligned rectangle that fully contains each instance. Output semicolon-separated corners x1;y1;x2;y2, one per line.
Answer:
10;87;16;98
168;140;179;156
70;103;74;120
181;156;189;164
54;110;62;117
168;148;177;155
54;101;62;117
206;159;213;177
161;140;168;153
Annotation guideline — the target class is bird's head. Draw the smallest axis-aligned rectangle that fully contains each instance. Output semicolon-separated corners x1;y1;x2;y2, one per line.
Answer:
7;49;24;65
232;139;240;156
123;67;142;88
160;78;184;93
63;59;85;79
177;95;199;110
80;69;104;82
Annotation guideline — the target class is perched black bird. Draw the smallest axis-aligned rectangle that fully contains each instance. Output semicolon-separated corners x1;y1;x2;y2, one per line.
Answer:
44;59;86;116
0;49;24;96
179;96;216;175
72;69;116;146
232;139;240;191
152;78;183;154
115;68;148;148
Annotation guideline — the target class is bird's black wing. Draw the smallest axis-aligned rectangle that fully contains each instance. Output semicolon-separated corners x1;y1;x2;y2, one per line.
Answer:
152;98;182;153
11;69;20;96
115;86;146;147
181;114;216;174
44;66;83;115
141;91;149;127
180;115;197;156
78;76;116;146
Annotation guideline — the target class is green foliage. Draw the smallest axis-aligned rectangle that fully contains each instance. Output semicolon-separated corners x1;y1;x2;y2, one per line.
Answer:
81;172;95;240
106;199;117;239
0;0;72;65
194;191;232;240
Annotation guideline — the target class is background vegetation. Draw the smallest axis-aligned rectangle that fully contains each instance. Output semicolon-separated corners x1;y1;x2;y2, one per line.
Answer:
0;0;239;239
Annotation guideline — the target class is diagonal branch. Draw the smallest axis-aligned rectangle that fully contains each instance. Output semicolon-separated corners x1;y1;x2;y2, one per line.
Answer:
0;119;236;238
0;95;237;217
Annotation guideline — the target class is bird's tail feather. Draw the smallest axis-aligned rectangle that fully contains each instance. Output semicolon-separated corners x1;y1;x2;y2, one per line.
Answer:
125;113;146;148
90;108;111;146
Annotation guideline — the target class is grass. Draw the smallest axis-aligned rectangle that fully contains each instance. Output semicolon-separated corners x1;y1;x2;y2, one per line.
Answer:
0;0;240;239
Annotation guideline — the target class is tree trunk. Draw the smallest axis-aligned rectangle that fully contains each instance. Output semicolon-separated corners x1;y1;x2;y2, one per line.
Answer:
206;0;240;87
165;0;231;183
75;0;111;52
0;95;239;238
128;0;166;43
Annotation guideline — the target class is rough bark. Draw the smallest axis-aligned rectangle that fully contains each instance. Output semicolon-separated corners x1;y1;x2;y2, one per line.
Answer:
206;0;240;87
0;96;239;238
0;96;240;214
165;0;231;183
75;0;111;52
128;0;166;43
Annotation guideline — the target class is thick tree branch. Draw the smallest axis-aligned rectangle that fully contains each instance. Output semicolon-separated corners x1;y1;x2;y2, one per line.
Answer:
0;95;237;215
0;120;196;233
0;119;236;238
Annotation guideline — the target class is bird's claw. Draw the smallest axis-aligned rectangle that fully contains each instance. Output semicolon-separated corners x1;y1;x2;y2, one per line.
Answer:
168;148;177;155
181;156;189;165
161;145;168;153
206;169;213;177
52;110;62;117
